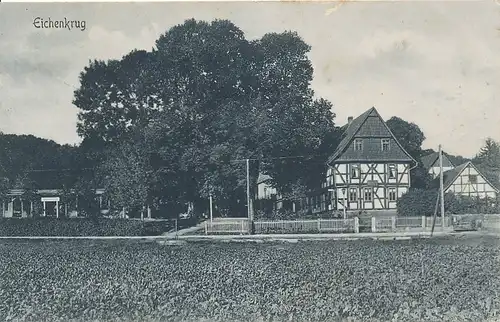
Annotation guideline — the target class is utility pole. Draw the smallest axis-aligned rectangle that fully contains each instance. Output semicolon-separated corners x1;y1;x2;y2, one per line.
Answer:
430;191;439;236
209;192;213;222
439;145;445;230
246;158;252;221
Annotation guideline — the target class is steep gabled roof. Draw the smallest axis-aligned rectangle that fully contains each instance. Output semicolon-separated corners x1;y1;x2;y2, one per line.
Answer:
421;152;439;169
420;151;455;170
327;107;416;164
438;161;500;193
327;108;373;164
257;173;272;184
440;162;470;190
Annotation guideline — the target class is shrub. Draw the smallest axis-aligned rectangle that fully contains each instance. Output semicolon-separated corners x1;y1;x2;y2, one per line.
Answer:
0;218;177;237
397;189;438;217
255;208;345;221
398;189;500;217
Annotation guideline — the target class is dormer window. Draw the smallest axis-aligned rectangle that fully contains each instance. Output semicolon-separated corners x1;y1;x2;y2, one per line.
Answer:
354;139;363;151
382;139;390;152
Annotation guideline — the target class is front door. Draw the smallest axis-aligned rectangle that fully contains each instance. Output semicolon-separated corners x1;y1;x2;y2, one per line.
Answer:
45;201;56;217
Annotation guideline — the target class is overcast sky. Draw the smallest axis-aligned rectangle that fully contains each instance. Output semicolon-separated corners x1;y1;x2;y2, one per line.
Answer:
0;2;499;157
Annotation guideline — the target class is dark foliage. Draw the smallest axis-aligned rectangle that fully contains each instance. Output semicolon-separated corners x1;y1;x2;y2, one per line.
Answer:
72;19;339;215
0;218;176;237
398;189;499;217
0;134;80;189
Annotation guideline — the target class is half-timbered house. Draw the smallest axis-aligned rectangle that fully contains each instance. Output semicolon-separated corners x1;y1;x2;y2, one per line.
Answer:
325;107;417;212
438;161;499;199
421;151;455;179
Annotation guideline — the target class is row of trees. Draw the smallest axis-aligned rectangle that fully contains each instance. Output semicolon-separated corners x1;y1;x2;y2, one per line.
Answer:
0;133;104;216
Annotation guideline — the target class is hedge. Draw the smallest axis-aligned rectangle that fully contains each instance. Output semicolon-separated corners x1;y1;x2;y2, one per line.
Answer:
0;218;180;237
254;208;346;221
398;189;499;217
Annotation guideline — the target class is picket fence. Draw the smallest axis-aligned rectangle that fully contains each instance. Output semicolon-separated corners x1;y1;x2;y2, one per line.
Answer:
254;218;358;234
371;216;452;232
204;218;358;234
204;214;500;235
204;218;250;235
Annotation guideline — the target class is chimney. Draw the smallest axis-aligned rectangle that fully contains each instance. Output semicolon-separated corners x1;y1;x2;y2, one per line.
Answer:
347;116;353;126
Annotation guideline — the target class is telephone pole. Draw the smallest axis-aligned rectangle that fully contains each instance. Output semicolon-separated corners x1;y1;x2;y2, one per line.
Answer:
246;158;252;221
439;145;445;230
209;192;213;222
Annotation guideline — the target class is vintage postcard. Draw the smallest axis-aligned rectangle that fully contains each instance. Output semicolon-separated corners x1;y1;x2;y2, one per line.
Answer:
0;1;499;321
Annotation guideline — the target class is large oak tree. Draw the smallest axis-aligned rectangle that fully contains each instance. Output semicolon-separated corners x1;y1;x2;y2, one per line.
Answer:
73;19;339;216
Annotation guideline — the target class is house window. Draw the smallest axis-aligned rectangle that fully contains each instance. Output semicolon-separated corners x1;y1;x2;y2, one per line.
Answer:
354;139;363;151
327;175;334;186
364;188;372;202
382;139;390;151
349;188;357;202
388;164;397;179
388;188;397;201
469;175;478;183
351;164;360;179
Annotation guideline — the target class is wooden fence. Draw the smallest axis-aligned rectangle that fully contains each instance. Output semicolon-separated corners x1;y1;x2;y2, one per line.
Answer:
204;218;250;234
254;218;358;234
372;216;452;232
204;218;358;234
203;215;500;235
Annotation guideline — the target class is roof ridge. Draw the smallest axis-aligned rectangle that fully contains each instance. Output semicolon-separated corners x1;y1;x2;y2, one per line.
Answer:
442;161;470;190
327;106;415;165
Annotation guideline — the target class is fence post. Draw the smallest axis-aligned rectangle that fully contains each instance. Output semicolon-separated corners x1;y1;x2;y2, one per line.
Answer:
241;220;244;235
317;219;321;233
391;216;396;232
421;216;426;229
354;217;359;233
371;217;376;233
205;221;208;235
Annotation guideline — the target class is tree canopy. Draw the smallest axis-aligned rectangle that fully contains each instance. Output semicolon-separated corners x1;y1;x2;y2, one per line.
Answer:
386;117;433;189
473;138;500;188
73;19;339;216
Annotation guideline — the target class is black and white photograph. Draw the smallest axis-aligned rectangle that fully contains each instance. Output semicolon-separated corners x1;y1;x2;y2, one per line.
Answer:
0;1;500;321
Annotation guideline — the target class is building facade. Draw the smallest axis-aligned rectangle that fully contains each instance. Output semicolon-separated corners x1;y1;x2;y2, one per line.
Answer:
440;161;499;199
255;106;416;214
325;107;416;212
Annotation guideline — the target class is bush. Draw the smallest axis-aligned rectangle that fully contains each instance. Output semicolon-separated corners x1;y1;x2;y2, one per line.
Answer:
255;208;345;221
0;218;176;237
397;189;438;217
398;189;499;217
